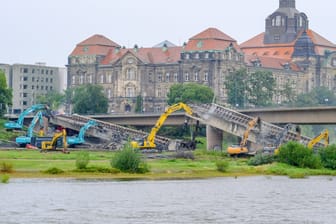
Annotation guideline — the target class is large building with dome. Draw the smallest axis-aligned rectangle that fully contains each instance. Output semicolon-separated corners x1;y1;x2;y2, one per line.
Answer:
67;0;336;113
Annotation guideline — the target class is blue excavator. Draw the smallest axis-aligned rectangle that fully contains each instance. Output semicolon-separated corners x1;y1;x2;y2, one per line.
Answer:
4;104;51;130
67;120;98;147
15;111;45;147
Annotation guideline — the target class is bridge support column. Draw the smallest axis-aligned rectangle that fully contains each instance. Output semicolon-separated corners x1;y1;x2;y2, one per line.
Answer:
206;125;223;150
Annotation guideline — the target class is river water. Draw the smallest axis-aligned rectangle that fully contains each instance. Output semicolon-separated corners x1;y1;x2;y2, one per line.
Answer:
1;176;336;224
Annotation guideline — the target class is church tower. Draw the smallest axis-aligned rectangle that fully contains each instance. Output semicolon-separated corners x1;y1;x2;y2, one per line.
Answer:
264;0;308;44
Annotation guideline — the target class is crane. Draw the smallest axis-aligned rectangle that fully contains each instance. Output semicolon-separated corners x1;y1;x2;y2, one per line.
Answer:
4;104;51;130
15;111;44;147
67;120;98;147
227;117;260;155
131;102;193;150
307;129;329;149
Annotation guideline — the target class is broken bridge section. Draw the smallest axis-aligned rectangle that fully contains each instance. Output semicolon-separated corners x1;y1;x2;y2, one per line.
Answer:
50;114;172;150
188;103;324;151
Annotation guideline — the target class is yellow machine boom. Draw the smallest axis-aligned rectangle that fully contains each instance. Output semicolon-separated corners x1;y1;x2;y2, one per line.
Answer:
227;117;260;155
307;129;329;149
131;102;193;149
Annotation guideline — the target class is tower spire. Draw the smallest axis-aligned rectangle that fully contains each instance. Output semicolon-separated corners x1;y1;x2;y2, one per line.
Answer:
280;0;295;8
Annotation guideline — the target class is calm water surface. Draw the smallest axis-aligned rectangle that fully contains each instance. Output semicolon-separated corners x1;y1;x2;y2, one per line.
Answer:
1;176;336;224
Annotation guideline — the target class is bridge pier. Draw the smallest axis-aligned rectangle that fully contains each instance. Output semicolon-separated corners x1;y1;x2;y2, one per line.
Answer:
206;125;223;150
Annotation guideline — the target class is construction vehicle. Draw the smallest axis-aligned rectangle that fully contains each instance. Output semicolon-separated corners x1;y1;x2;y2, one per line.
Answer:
307;129;329;149
227;117;260;155
4;104;50;130
67;120;97;147
15;111;44;147
264;124;301;154
41;128;68;153
131;102;193;150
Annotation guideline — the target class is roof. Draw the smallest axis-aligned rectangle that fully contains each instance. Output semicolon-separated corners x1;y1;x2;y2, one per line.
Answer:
184;27;241;52
240;29;336;59
70;34;120;56
101;46;183;65
245;54;300;71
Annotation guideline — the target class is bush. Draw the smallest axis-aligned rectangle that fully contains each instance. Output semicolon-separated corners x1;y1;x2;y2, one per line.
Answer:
216;160;229;172
74;166;120;174
277;141;322;169
0;161;13;173
76;151;90;169
110;142;149;173
43;167;65;174
248;153;275;166
319;145;336;170
1;174;10;183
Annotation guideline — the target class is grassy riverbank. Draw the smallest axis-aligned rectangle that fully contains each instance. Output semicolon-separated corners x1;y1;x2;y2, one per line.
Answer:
1;149;336;180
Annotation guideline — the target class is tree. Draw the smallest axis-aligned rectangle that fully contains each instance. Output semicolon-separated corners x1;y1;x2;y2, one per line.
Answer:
135;95;143;113
72;84;108;114
35;91;64;110
247;70;275;107
167;83;214;105
280;80;295;104
224;68;248;108
0;70;12;117
294;87;336;107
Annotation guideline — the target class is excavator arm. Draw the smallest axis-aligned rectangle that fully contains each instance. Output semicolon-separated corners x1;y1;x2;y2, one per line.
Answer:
307;129;329;149
132;102;193;149
4;104;50;130
67;120;97;146
227;117;260;155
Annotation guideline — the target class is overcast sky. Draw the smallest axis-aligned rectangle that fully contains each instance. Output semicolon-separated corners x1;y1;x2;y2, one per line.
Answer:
1;0;335;67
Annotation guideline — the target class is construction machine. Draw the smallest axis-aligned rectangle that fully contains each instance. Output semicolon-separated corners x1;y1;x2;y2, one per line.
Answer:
4;104;51;130
41;128;68;153
67;120;98;147
264;124;301;154
227;117;260;155
15;111;44;147
307;129;329;149
131;102;193;150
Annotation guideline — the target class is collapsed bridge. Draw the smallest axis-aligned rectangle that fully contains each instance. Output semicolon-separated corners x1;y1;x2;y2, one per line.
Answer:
50;103;324;151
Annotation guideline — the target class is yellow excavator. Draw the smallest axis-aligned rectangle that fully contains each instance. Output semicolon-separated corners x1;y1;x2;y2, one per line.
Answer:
227;117;260;155
307;129;329;149
131;102;193;150
41;128;68;153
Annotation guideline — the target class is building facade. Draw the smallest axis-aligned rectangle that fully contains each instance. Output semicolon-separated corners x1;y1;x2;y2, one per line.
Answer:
0;63;64;114
67;0;336;113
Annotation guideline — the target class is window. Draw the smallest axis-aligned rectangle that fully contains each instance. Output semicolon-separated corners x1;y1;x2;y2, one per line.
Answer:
100;74;104;83
72;76;76;84
185;73;189;81
108;74;112;83
32;77;35;82
32;69;35;74
126;68;135;80
23;76;28;81
174;73;178;82
194;72;199;81
185;54;190;59
126;87;135;97
195;53;199;59
50;70;53;75
32;85;34;89
23;68;28;73
88;75;92;84
23;85;27;89
50;78;53;83
157;88;161;97
107;89;111;99
204;72;208;81
22;101;27;106
205;53;209;59
41;69;44;74
80;75;84;84
165;73;170;82
158;73;162;82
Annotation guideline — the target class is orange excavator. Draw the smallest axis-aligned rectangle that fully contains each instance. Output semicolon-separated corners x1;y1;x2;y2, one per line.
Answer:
227;117;260;155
